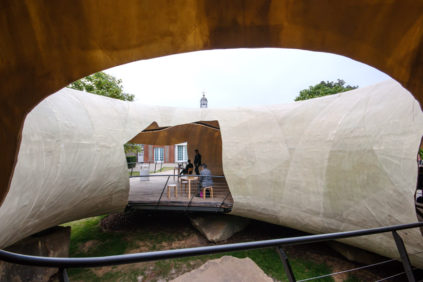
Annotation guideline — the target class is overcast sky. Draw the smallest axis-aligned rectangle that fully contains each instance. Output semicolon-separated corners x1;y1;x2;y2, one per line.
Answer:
104;48;391;108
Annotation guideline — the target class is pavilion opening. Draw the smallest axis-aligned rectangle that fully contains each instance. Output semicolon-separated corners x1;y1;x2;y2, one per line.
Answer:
125;120;233;213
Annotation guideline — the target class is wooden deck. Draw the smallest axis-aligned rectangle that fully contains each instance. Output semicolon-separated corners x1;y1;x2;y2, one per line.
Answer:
128;175;233;212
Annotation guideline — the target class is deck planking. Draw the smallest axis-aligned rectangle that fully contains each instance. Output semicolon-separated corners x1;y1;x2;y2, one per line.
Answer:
128;175;233;209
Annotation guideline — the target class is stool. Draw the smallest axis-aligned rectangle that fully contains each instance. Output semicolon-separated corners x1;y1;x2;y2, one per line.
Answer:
180;178;188;194
201;186;213;199
167;184;177;198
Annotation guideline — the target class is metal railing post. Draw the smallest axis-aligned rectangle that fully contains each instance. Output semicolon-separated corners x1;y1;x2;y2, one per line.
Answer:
392;231;416;282
276;247;296;282
185;194;196;212
155;176;170;209
219;191;231;211
58;267;69;282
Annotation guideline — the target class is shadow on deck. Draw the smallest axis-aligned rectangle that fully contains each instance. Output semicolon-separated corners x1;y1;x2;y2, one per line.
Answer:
127;174;233;213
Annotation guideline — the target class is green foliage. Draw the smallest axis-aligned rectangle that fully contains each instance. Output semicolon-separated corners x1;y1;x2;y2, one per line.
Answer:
68;71;135;101
419;148;423;160
62;215;336;282
344;275;361;282
126;156;137;169
61;216;128;257
124;143;142;154
62;216;142;281
295;79;358;101
129;170;140;176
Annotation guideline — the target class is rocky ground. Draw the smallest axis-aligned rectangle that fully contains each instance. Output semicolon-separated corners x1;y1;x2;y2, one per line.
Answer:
66;211;413;281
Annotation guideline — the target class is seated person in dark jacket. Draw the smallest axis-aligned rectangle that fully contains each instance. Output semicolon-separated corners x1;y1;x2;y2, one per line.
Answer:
180;160;193;175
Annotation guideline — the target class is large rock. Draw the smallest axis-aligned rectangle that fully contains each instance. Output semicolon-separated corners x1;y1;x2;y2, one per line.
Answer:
0;226;70;282
328;241;385;265
190;214;249;243
171;256;272;282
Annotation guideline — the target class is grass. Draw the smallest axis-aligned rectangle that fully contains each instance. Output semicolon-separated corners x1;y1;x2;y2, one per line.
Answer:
344;275;361;282
150;167;175;173
62;215;336;281
129;166;175;176
61;214;189;281
129;171;140;176
62;216;127;257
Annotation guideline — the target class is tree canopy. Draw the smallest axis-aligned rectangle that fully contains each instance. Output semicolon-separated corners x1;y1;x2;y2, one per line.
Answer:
68;71;135;101
124;143;142;155
295;79;358;101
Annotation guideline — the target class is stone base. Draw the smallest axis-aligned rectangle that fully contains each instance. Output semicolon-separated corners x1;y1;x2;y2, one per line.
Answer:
189;214;249;243
328;241;385;265
171;256;272;282
0;226;71;282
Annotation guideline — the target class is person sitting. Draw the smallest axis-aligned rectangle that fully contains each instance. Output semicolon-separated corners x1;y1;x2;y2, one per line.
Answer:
180;160;193;175
198;163;213;197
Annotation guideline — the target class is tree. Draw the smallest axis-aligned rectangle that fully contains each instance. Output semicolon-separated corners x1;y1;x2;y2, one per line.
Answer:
68;71;135;101
124;143;142;155
295;79;358;101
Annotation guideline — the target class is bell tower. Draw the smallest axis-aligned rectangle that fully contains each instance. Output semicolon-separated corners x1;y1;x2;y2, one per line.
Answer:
200;92;208;108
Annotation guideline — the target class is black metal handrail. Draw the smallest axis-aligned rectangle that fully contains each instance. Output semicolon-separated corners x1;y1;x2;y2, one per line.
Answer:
129;174;226;178
1;222;422;275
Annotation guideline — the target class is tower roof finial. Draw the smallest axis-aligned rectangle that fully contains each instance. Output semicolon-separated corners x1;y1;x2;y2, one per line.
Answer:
200;91;208;108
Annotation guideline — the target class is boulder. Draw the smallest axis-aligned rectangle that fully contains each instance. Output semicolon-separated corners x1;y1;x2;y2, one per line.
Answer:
171;256;272;282
189;214;249;243
0;226;70;282
328;241;385;265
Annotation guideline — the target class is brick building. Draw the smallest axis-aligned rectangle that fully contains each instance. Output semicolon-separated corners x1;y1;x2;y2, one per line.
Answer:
139;142;187;163
137;94;206;163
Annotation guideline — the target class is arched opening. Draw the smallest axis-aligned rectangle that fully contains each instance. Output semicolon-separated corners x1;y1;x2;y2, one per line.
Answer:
0;2;422;209
126;120;233;212
0;2;422;211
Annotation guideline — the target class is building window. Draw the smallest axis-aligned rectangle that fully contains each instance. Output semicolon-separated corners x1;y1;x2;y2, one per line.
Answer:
177;145;187;162
154;147;164;162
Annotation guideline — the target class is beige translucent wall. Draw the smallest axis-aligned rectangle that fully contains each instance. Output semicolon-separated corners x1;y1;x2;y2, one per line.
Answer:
224;81;423;266
0;90;132;248
1;80;423;266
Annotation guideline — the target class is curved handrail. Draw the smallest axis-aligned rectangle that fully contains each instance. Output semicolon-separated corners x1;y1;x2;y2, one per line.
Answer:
130;174;226;178
0;222;422;268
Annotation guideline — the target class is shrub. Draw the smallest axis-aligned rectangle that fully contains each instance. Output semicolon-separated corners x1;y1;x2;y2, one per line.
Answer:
126;156;136;169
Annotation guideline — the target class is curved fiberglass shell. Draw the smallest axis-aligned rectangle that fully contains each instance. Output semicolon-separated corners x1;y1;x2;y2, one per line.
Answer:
0;80;422;266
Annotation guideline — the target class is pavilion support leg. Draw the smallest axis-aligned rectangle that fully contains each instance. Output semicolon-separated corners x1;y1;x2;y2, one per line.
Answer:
276;247;296;282
392;231;415;282
59;268;69;282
